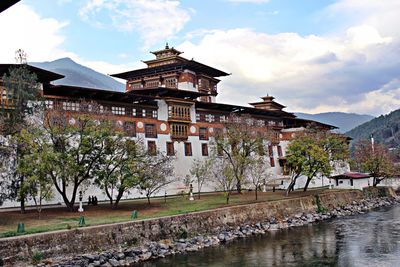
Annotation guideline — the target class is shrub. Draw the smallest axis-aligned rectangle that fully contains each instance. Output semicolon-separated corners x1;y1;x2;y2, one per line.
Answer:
31;250;43;265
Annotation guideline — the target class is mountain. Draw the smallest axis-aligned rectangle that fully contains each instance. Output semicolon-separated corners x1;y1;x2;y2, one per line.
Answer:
30;58;124;92
346;109;400;148
295;112;374;133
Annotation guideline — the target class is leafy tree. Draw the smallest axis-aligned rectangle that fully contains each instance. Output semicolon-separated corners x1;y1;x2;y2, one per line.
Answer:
286;131;349;194
137;151;174;205
19;106;115;211
1;65;40;135
353;140;394;186
17;128;53;218
189;158;213;199
94;137;144;209
0;65;40;212
213;114;272;193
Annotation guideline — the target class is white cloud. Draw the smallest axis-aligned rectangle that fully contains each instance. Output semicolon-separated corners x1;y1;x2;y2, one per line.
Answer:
0;3;138;85
178;23;398;116
0;4;68;63
79;0;192;48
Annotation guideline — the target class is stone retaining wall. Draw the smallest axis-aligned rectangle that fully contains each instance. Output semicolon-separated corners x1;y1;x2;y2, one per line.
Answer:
0;187;395;266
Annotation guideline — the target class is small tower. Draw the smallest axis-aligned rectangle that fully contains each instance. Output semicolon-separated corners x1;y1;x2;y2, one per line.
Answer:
249;95;286;111
150;43;183;60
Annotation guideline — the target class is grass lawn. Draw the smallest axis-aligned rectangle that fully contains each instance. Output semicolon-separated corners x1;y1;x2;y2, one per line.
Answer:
0;188;338;238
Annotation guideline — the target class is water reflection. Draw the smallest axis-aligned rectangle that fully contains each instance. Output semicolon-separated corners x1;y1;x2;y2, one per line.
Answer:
137;205;400;267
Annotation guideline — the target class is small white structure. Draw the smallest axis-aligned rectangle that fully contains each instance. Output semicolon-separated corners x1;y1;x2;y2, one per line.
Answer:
330;172;372;190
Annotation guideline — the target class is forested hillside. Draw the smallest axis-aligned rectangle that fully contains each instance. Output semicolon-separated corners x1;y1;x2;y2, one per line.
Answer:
346;109;400;148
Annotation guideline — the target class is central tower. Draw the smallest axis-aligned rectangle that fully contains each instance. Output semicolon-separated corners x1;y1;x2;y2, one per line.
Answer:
111;44;229;103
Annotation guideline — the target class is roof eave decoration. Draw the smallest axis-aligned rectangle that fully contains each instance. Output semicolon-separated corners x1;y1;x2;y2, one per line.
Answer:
111;61;229;80
0;64;64;83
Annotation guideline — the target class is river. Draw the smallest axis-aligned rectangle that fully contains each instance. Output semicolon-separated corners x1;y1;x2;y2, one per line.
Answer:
137;204;400;267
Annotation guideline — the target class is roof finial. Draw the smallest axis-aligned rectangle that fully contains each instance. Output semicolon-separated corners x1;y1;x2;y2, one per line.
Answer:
165;42;169;49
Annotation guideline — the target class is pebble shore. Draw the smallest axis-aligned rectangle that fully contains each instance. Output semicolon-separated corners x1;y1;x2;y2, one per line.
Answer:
40;196;399;267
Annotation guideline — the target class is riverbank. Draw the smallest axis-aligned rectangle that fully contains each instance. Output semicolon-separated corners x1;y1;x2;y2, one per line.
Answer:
48;195;400;267
0;187;397;266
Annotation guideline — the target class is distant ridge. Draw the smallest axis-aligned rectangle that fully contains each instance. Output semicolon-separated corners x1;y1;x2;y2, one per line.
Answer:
31;58;124;92
295;112;374;133
346;109;400;148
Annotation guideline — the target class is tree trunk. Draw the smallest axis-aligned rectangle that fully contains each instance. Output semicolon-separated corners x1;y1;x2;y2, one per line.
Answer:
147;194;151;205
226;192;230;204
20;196;25;214
19;176;26;214
303;177;312;191
197;181;201;199
286;180;296;196
373;177;382;187
105;188;113;205
236;181;242;194
113;188;125;209
255;186;258;200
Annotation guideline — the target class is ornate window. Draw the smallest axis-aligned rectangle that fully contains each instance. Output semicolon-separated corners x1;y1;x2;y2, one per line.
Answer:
123;121;136;137
45;100;54;110
145;80;159;88
184;142;192;156
166;142;175;156
277;145;283;157
131;82;142;89
145;123;157;138
168;105;191;121
270;157;275;167
62;101;79;111
205;114;215;122
147;141;157;155
199;127;208;140
112;106;126;115
201;143;209;156
165;78;177;88
170;123;188;139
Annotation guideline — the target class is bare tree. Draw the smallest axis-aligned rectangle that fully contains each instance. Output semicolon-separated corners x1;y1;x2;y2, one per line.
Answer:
211;157;237;204
137;152;175;205
246;156;272;200
353;140;394;186
213;114;272;193
189;158;213;199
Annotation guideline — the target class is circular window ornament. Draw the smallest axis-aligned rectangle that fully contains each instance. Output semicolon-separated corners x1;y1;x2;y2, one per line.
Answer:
69;118;76;125
137;122;144;129
291;133;296;138
160;123;167;131
190;126;196;134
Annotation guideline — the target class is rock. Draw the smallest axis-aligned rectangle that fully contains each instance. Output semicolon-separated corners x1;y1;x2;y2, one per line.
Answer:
139;252;152;261
108;259;120;267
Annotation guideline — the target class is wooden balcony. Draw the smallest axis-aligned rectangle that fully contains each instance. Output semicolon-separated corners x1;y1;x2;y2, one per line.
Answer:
170;123;188;140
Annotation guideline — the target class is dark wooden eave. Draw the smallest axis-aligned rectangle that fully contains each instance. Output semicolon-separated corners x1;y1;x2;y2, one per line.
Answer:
127;87;208;100
195;101;296;119
0;64;64;83
111;60;229;80
44;85;158;106
0;0;20;13
285;117;337;130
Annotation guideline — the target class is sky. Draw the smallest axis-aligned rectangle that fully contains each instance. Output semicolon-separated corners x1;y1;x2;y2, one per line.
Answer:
0;0;400;116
